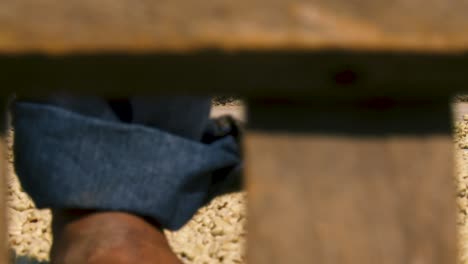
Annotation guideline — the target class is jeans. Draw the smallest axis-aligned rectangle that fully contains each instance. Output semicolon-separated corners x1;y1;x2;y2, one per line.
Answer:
12;95;242;230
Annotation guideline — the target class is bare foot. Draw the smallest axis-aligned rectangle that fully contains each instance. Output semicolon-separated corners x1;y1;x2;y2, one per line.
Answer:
50;210;182;264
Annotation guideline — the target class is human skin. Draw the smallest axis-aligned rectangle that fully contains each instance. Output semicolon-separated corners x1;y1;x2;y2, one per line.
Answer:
50;210;182;264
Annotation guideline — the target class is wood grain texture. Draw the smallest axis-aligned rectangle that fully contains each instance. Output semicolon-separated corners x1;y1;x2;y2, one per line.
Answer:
1;0;468;53
245;101;456;263
246;133;456;264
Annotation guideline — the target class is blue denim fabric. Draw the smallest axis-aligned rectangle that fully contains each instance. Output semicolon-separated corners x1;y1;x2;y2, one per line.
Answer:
12;96;242;230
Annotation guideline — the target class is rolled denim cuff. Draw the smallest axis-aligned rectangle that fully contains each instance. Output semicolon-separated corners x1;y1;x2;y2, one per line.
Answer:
13;102;241;230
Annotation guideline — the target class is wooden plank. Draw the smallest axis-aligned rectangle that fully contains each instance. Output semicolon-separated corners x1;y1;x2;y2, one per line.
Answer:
245;99;456;263
1;0;468;53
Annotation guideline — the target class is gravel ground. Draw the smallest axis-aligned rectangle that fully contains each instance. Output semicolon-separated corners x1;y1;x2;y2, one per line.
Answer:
453;112;468;264
7;102;468;263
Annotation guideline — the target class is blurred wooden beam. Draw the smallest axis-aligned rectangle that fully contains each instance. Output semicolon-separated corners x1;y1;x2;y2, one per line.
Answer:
1;0;468;54
245;99;456;264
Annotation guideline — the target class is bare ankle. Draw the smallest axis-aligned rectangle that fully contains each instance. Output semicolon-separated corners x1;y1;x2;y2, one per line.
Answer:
50;211;181;264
